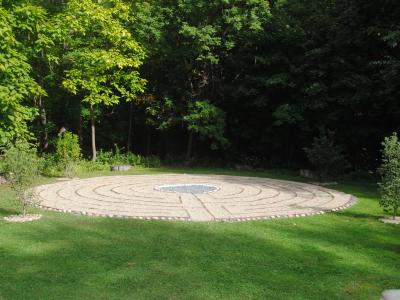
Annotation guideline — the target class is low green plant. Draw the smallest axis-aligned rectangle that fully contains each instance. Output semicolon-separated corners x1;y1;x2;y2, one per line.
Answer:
96;150;114;165
304;129;349;181
77;159;109;173
40;154;60;177
378;133;400;219
2;140;40;216
126;152;144;166
96;147;161;168
55;132;81;177
143;155;161;168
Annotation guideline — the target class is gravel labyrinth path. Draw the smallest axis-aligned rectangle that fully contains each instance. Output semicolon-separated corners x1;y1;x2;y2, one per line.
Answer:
33;174;355;221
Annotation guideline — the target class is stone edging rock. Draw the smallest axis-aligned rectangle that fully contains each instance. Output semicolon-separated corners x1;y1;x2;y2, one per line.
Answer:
35;196;357;223
380;216;400;225
3;214;42;223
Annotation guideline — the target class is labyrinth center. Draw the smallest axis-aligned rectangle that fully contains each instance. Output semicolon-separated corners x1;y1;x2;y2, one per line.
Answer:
33;174;355;221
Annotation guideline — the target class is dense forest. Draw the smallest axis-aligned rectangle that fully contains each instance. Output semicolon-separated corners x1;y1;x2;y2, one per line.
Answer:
1;0;400;171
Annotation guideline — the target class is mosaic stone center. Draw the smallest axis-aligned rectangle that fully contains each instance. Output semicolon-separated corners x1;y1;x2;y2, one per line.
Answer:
155;184;218;194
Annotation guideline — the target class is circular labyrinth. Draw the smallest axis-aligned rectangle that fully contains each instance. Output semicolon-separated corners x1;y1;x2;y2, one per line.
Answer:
33;174;356;222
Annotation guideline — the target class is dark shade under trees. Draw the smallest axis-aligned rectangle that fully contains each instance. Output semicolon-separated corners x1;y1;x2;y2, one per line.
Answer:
1;0;400;170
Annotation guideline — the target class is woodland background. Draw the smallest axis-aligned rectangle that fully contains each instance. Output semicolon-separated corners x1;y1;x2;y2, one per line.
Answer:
1;0;399;171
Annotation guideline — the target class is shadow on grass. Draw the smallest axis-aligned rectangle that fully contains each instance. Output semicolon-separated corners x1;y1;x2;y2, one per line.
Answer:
0;206;20;218
0;171;397;299
0;215;399;300
337;210;381;220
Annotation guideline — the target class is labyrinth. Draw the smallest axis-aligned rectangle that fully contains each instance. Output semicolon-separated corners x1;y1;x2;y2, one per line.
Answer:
33;174;355;221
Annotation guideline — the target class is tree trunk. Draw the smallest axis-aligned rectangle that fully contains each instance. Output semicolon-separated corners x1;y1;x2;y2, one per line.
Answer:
146;126;151;156
90;104;97;161
127;101;133;153
38;96;48;152
74;97;83;145
186;131;194;161
22;198;27;217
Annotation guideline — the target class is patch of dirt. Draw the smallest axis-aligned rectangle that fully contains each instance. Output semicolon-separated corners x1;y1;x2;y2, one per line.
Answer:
3;214;42;223
56;177;79;181
380;216;400;225
0;175;7;185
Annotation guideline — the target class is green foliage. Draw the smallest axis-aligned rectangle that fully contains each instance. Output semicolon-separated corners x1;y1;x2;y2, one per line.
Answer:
304;129;348;180
58;0;146;107
0;5;45;146
1;140;40;215
184;101;228;150
96;148;161;168
77;159;109;173
41;148;161;176
145;96;177;130
1;0;400;169
40;153;60;177
378;133;400;218
55;131;81;177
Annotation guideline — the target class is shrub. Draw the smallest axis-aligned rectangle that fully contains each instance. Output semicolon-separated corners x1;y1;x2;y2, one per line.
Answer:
143;155;161;168
96;146;161;168
378;133;400;219
55;131;81;177
126;152;144;166
96;150;115;165
97;146;125;166
304;129;349;181
77;160;109;173
2;141;40;216
40;153;60;177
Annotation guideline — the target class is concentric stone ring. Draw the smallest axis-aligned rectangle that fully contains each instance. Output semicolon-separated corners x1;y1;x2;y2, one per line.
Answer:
33;174;355;221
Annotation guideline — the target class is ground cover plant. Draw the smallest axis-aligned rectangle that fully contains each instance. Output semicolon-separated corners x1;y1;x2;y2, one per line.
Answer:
0;168;399;300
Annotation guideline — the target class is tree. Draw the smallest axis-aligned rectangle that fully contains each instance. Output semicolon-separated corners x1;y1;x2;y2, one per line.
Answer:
2;140;40;216
304;129;348;181
57;0;146;160
0;4;45;146
131;0;270;158
379;133;400;219
183;101;228;160
11;3;59;152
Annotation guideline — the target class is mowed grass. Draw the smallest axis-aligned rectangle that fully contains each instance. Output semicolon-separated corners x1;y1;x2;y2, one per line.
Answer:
0;168;399;300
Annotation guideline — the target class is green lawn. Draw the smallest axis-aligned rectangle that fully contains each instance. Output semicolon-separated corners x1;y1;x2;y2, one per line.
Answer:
0;168;399;300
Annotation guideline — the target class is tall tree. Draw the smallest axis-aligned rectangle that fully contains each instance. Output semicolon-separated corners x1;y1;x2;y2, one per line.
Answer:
11;3;58;151
0;3;45;146
57;0;146;160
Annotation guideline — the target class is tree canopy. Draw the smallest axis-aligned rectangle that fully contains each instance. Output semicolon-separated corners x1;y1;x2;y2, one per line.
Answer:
1;0;399;169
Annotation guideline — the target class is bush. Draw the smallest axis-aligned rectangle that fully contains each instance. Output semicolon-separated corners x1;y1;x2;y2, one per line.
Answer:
40;153;60;177
2;141;40;216
97;146;126;166
143;155;161;168
378;133;400;219
304;129;349;181
96;146;161;168
55;132;81;177
126;152;145;166
39;141;161;177
77;160;109;173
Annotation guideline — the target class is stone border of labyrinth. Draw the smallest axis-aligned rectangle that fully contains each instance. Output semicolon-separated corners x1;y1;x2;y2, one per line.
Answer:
32;174;357;222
